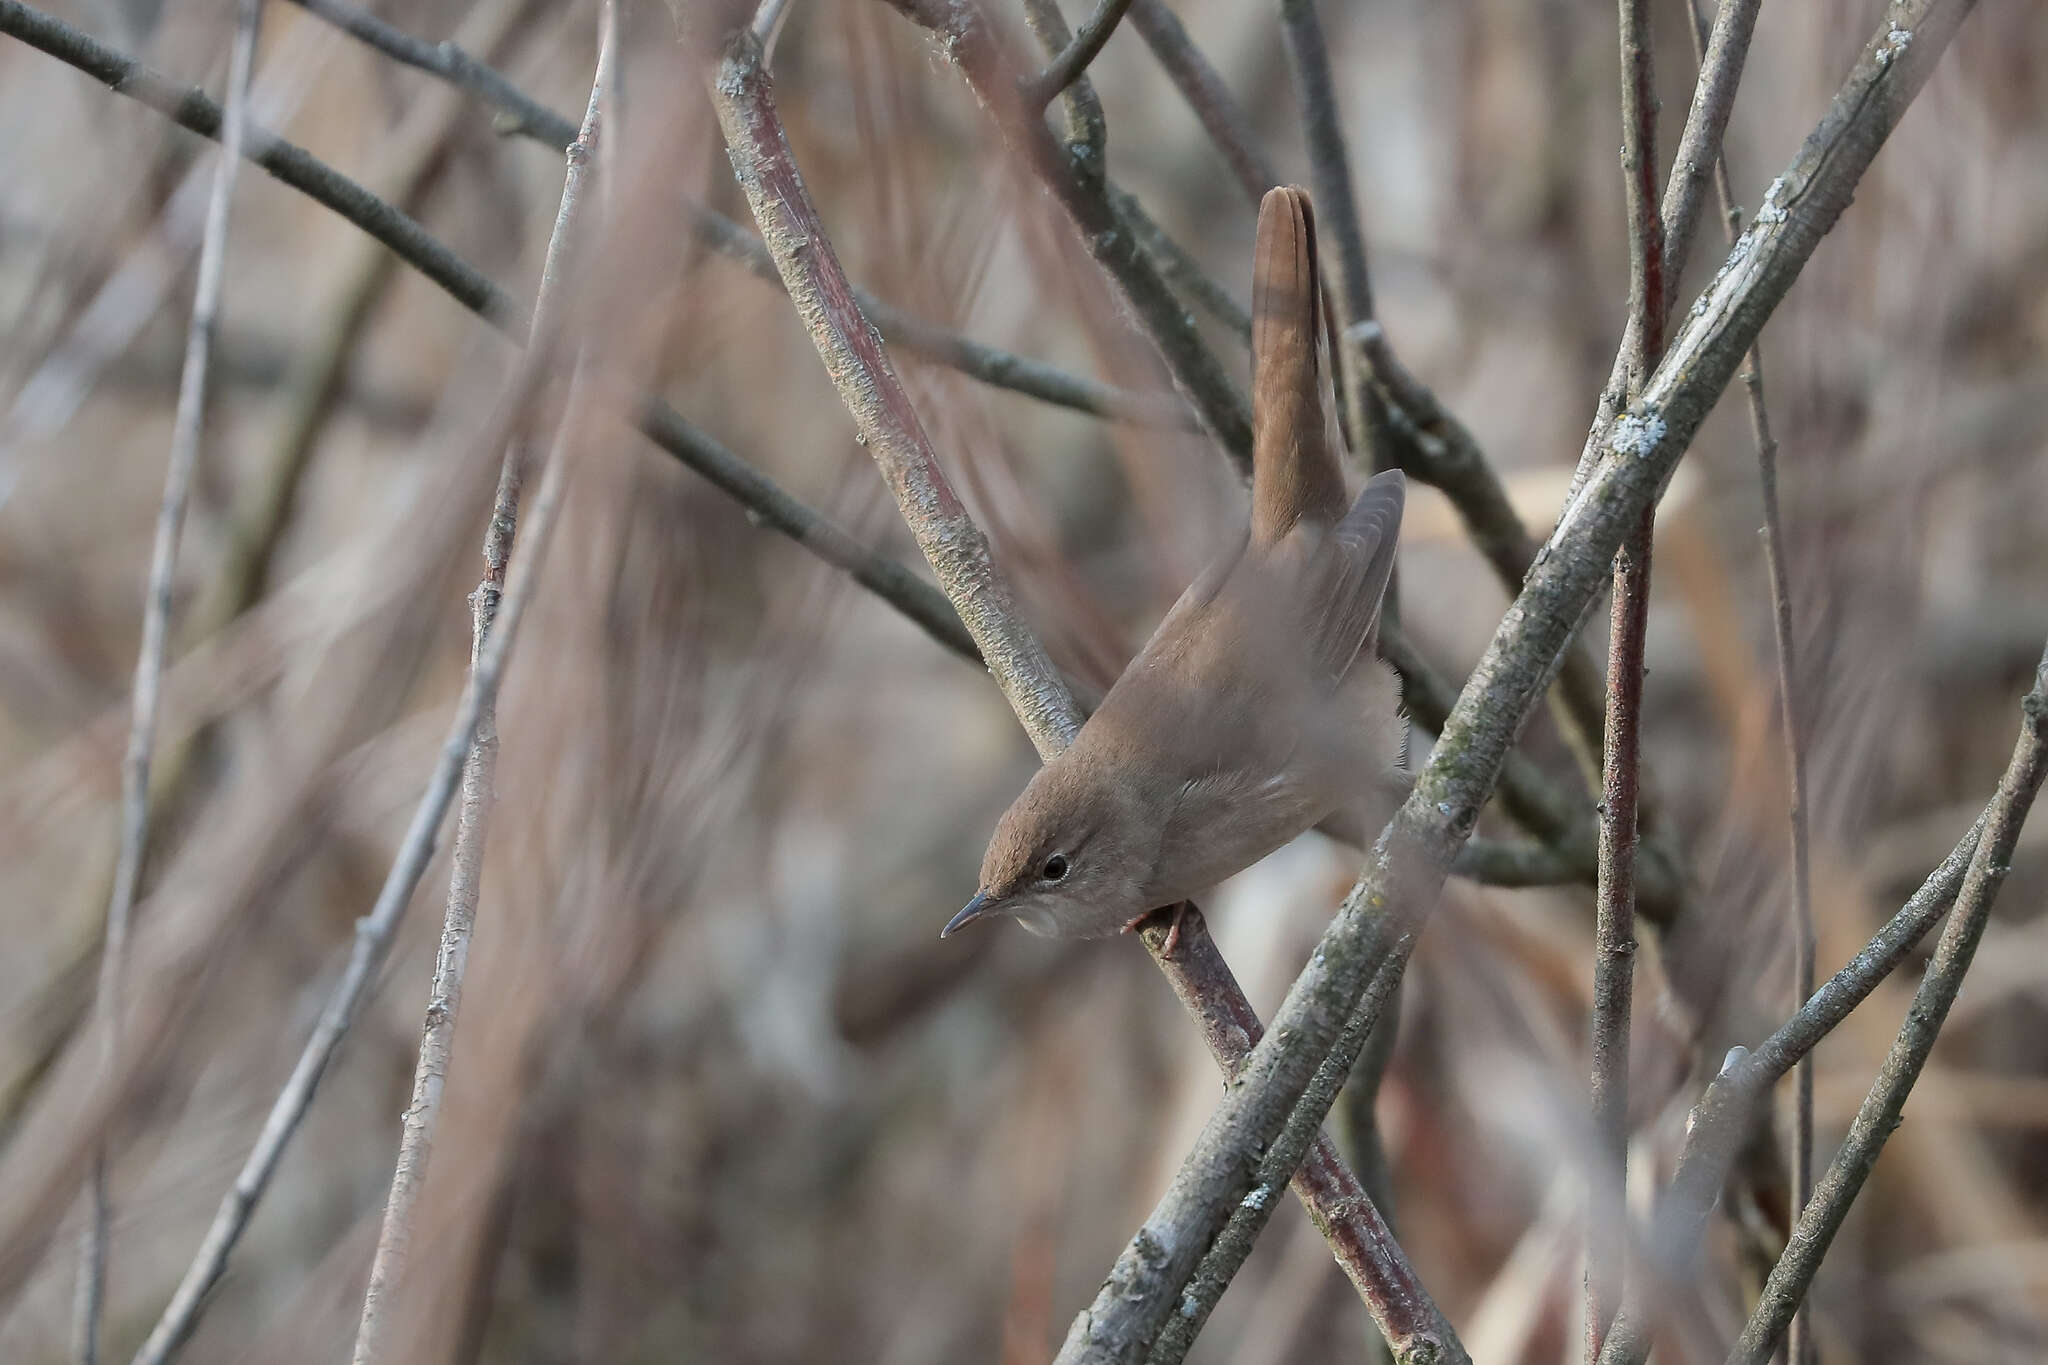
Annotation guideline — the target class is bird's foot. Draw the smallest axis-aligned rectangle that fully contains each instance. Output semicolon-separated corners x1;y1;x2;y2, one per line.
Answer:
1123;902;1191;958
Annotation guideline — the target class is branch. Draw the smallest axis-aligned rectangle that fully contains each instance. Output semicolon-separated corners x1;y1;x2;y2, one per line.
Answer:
1125;0;1274;202
884;0;1255;472
1726;651;2047;1362
127;227;594;1365
1595;653;2043;1365
709;26;1459;1361
712;29;1082;753
72;7;260;1362
1675;2;1816;1358
284;0;573;143
1563;0;1761;502
0;1;995;676
1026;0;1134;110
348;21;611;1365
1274;0;1617;791
1053;0;1976;1354
1587;0;1663;1354
286;0;1173;428
688;204;1181;425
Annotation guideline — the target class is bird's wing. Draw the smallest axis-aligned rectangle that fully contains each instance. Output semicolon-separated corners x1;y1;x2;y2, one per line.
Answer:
1305;468;1405;680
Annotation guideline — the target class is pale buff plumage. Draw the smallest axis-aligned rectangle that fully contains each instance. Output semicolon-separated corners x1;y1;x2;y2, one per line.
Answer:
947;186;1408;942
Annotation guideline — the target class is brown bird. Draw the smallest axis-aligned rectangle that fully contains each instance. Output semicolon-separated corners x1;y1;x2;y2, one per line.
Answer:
944;186;1408;946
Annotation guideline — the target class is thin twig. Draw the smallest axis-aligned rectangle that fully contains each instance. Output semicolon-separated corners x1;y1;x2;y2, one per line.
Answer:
1726;653;2048;1362
126;179;601;1365
1108;186;1251;341
1671;7;1818;1358
1050;0;1975;1354
1564;0;1761;503
73;4;260;1362
710;26;1459;1361
0;2;990;675
712;25;1080;754
1027;0;1134;110
1125;0;1273;202
689;204;1181;425
277;0;1171;428
1596;654;2046;1365
1587;0;1663;1354
348;24;611;1365
883;0;1255;471
1677;1;1814;1358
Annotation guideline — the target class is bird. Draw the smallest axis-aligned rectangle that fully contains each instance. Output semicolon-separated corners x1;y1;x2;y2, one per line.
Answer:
943;185;1408;949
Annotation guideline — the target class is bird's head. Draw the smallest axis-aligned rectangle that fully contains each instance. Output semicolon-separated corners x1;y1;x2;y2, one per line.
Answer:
945;759;1152;940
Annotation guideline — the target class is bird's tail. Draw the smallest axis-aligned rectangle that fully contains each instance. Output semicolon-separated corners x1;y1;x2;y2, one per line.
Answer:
1250;186;1347;544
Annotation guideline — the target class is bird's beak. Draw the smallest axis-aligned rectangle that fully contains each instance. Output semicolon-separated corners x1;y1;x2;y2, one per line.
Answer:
941;892;996;939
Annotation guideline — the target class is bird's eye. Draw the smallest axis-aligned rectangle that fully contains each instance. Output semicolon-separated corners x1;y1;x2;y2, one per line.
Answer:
1041;853;1069;883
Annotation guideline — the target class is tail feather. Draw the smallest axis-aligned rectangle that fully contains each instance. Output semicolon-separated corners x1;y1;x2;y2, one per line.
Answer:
1250;186;1346;543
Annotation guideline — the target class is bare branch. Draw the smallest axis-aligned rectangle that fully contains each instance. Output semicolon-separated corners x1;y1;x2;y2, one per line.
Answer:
71;6;261;1362
347;22;612;1365
1054;0;1977;1354
1027;0;1134;111
278;0;1175;428
709;28;1456;1360
1565;0;1762;503
882;0;1254;471
1596;650;2043;1365
688;204;1182;425
1587;0;1664;1353
129;104;606;1365
1727;652;2044;1360
712;28;1082;754
1675;1;1814;1357
1125;0;1273;202
0;1;989;678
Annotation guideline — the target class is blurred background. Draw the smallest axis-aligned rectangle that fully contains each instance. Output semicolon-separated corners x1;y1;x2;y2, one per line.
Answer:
1;0;2045;1361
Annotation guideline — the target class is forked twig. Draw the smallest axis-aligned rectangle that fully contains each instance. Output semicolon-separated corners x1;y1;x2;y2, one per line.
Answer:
1596;650;2042;1365
74;4;260;1361
1726;657;2047;1362
1027;0;1134;110
128;127;603;1365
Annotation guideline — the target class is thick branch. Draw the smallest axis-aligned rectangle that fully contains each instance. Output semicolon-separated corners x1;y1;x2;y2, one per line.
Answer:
1054;1;1976;1355
709;26;1456;1360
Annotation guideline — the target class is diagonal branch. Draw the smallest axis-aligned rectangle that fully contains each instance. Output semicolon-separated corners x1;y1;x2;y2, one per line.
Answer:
883;0;1254;469
73;6;261;1363
1053;1;1977;1357
1725;650;2048;1362
1564;0;1762;503
285;0;1175;427
0;0;992;672
346;18;612;1365
708;26;1460;1363
1126;0;1273;201
1027;0;1135;109
1595;648;2045;1365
